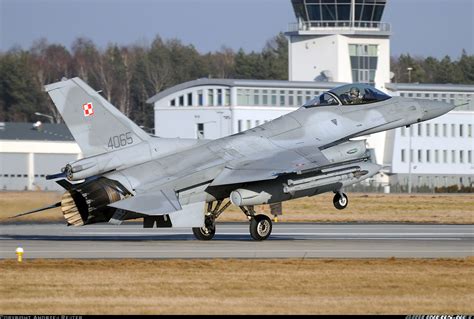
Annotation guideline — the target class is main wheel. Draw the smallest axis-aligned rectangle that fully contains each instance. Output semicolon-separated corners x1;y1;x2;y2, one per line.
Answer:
333;193;348;210
249;214;272;241
192;215;216;240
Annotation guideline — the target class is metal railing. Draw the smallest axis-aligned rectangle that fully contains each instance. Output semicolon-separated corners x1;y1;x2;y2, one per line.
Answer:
288;20;391;32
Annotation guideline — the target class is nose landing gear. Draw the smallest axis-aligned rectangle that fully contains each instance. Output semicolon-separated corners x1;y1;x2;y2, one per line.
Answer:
333;191;348;210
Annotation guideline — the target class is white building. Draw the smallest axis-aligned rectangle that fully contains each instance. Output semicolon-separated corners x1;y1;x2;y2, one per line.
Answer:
0;122;81;191
148;79;337;139
384;83;474;189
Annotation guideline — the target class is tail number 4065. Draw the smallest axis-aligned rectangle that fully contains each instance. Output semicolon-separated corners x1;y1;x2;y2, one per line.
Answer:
108;132;133;149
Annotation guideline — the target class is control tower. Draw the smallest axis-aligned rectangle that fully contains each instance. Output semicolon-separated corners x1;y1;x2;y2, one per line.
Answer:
286;0;391;90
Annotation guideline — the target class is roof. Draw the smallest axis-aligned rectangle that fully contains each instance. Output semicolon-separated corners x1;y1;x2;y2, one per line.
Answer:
0;122;75;142
146;78;344;104
386;83;474;93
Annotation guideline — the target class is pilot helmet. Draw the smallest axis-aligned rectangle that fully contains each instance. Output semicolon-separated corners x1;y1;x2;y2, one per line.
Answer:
349;87;360;97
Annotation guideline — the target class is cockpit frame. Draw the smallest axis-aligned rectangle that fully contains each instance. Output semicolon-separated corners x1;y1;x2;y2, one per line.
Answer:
303;84;391;109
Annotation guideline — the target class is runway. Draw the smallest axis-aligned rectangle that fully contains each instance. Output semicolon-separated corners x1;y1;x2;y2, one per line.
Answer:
0;222;472;259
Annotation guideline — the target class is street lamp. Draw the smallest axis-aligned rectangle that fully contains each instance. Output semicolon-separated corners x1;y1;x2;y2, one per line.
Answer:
406;67;413;83
408;125;412;193
34;112;54;123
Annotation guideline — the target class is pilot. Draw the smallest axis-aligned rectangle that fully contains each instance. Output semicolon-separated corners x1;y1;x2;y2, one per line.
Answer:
348;87;362;104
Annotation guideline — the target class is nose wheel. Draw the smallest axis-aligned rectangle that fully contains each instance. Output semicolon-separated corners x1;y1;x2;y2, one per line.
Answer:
333;192;348;210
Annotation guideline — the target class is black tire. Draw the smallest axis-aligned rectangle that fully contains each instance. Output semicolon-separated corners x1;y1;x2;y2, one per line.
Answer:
192;216;215;240
249;214;272;241
333;193;348;210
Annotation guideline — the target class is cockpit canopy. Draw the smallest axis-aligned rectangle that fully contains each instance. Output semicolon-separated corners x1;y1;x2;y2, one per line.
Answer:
303;84;391;108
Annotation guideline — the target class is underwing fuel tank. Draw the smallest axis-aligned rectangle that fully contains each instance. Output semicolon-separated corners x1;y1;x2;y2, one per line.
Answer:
229;161;381;206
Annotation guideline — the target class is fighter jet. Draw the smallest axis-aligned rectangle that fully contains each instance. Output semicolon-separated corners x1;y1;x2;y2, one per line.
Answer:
12;78;454;240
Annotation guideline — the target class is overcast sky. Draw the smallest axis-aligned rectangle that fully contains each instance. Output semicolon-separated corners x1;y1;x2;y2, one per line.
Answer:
1;0;473;59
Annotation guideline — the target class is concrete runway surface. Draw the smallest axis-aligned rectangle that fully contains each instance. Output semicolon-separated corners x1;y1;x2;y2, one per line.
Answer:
0;222;472;259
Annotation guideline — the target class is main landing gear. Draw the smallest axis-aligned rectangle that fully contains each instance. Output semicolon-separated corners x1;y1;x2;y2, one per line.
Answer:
333;191;348;210
192;200;273;241
240;206;273;241
192;200;230;240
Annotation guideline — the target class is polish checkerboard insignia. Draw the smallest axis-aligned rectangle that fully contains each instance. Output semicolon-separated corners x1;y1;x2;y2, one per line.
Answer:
82;102;94;117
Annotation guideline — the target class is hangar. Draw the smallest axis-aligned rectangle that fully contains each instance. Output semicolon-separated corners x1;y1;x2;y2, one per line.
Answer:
0;122;81;191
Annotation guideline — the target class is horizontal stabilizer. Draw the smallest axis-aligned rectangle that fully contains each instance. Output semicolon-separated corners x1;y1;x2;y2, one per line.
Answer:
109;188;181;215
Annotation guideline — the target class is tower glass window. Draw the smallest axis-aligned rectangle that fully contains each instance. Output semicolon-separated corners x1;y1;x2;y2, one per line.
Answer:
349;44;378;85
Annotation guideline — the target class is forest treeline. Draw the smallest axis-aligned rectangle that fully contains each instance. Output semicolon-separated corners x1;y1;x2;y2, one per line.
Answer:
0;33;472;127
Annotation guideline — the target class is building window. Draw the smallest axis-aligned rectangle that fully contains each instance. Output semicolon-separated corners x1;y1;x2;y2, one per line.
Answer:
468;150;472;164
238;120;242;133
400;126;405;136
451;124;455;137
418;149;422;162
435;150;439;163
253;89;260;105
198;90;203;106
246;120;252;130
459;124;464;137
426;123;430;137
217;89;222;106
187;92;193;106
349;44;378;85
417;124;422;136
434;124;439;137
196;123;204;139
170;99;175;106
460;150;464;163
443;124;447;137
271;90;277;105
443;150;447;163
451;150;456;163
426;150;431;163
208;90;214;106
262;90;268;105
401;149;405;162
225;89;230;106
179;95;184;106
468;124;472;138
279;90;285;106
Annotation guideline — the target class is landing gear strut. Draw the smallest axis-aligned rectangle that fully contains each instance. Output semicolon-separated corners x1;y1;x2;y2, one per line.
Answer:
240;206;273;241
192;200;231;240
333;191;348;210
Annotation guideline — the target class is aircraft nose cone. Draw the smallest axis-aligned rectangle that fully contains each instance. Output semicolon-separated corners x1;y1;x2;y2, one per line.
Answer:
420;100;455;121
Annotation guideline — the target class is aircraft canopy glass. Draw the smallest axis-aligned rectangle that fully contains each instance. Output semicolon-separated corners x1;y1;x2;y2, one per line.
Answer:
329;84;391;105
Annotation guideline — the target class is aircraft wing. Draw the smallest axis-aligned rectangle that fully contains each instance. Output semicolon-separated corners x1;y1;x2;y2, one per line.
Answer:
210;147;331;186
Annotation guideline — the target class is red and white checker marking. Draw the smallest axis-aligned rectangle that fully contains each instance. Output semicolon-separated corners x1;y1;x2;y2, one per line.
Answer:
82;102;94;117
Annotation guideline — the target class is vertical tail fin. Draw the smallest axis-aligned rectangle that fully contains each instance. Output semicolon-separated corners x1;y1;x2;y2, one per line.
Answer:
45;77;150;157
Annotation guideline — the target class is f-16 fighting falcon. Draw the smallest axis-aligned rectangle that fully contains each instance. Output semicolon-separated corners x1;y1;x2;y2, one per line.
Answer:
12;78;454;240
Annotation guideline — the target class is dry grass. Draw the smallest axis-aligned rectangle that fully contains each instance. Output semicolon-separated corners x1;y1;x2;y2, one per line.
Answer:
0;258;472;314
2;191;472;224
